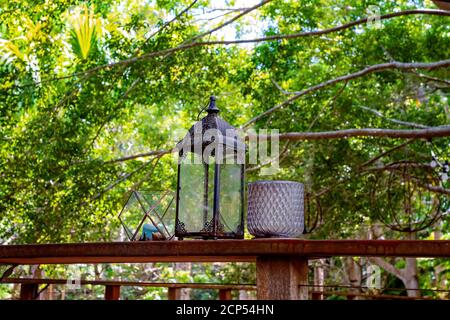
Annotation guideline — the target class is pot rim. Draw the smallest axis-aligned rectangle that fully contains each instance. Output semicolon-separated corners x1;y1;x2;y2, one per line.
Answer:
248;180;303;186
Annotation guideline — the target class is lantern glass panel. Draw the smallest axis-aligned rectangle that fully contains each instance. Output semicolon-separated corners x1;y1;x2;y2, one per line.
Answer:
206;156;216;227
219;161;242;233
178;152;213;233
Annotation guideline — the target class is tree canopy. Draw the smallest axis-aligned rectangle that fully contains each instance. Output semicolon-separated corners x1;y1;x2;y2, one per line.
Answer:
0;0;449;300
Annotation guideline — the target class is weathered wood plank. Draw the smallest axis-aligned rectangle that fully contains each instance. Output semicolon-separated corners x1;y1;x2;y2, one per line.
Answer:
256;256;308;300
1;240;450;265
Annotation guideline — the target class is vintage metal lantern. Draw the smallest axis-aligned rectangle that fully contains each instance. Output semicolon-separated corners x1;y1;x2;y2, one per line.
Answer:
175;96;245;239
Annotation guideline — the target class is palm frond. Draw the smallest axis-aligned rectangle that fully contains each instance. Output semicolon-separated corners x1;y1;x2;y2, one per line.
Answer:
0;39;24;65
69;5;98;60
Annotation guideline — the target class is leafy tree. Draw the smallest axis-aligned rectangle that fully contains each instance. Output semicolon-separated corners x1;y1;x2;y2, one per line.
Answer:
0;0;449;299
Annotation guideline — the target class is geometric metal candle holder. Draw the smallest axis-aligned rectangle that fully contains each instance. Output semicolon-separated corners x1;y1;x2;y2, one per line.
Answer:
118;190;176;241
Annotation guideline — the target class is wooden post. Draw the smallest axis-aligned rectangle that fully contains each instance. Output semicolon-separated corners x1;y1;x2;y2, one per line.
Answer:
20;283;39;300
219;289;232;300
346;293;356;300
168;287;182;300
256;256;308;300
311;291;322;300
104;285;120;300
313;260;325;300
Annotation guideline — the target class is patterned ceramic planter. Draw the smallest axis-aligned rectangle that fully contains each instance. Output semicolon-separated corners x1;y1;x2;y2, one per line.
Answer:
247;180;304;238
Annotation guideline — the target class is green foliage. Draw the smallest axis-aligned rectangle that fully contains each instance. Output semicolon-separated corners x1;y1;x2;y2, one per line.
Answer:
0;0;449;299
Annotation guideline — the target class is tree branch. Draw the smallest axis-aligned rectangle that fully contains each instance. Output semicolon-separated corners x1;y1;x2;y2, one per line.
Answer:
243;59;450;128
251;125;450;141
129;156;162;191
204;7;253;12
105;149;171;164
11;9;449;89
107;125;450;165
271;78;295;95
218;9;450;45
84;152;167;205
369;257;404;281
0;264;17;281
363;163;450;195
417;182;450;196
192;11;235;24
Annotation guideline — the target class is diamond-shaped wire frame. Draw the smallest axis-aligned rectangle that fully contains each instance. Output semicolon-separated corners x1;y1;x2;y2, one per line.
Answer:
136;190;176;240
118;190;176;241
118;191;147;241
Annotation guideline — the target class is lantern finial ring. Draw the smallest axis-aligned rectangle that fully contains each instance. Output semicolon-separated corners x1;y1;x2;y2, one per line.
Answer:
207;95;219;114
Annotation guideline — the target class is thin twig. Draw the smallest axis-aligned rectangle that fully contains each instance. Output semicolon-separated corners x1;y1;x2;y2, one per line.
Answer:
364;162;432;171
88;78;141;150
410;71;450;86
144;0;199;42
359;140;415;168
245;141;291;172
270;78;294;95
356;105;429;129
187;0;271;43
202;7;252;13
129;156;162;191
37;284;50;297
192;10;237;24
86;158;156;203
308;81;348;130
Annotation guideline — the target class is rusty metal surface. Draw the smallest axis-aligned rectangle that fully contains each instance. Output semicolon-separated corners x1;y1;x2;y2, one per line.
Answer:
1;239;450;265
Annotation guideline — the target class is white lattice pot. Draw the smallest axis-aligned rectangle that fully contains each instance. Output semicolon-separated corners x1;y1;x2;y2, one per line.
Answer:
247;180;304;238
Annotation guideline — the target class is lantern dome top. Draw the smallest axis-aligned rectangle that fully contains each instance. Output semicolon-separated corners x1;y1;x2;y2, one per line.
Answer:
206;96;219;114
176;96;245;156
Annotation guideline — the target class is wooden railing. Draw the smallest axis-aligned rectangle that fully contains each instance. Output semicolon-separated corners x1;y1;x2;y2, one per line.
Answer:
1;278;440;300
0;278;256;300
1;239;450;300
